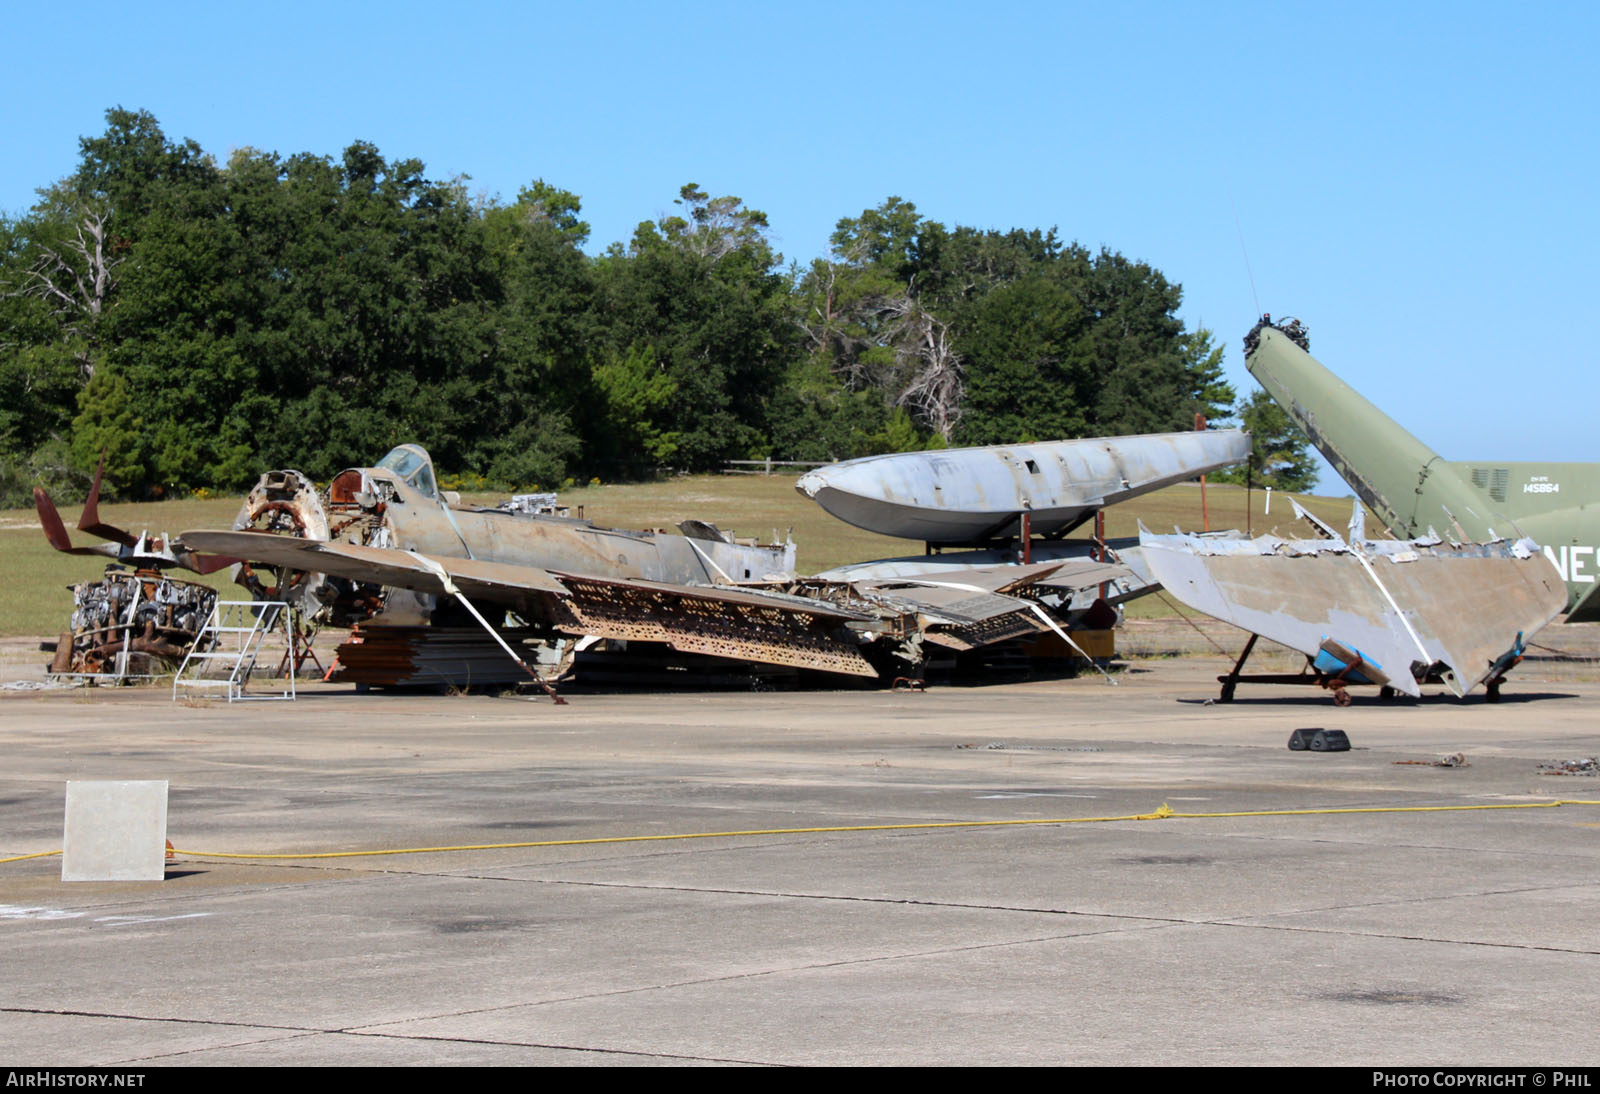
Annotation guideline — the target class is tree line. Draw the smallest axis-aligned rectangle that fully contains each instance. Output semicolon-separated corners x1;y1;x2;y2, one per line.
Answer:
0;108;1312;506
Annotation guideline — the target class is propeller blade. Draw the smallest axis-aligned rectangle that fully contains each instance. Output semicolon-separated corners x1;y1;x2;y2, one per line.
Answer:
33;485;74;552
78;452;137;547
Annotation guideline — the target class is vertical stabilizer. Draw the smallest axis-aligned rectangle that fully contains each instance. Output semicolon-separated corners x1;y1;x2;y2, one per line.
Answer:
1245;322;1489;539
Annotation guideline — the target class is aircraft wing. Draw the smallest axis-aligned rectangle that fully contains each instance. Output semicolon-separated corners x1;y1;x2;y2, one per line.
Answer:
1139;524;1567;697
181;531;562;592
181;530;880;677
815;545;1143;611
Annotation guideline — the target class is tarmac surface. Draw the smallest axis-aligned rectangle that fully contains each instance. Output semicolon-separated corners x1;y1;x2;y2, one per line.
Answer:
2;653;1598;1066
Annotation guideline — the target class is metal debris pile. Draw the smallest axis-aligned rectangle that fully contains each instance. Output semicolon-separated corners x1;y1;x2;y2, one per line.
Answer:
1393;753;1469;768
1537;757;1599;776
1242;314;1310;358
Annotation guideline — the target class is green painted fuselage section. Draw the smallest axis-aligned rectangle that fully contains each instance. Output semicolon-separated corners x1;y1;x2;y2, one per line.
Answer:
1247;327;1600;617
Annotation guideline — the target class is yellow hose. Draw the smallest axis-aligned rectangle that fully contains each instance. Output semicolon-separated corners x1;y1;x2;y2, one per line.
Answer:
6;799;1595;866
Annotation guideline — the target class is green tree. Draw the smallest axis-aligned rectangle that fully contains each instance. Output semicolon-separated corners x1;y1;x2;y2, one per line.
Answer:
828;195;925;280
591;345;680;465
478;181;596;484
954;276;1091;444
0;214;92;502
0;109;1253;497
591;184;796;471
807;199;1229;450
1180;327;1237;426
764;353;894;461
1210;389;1318;491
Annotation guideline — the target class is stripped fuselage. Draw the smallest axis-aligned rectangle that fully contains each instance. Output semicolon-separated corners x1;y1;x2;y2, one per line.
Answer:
233;444;795;626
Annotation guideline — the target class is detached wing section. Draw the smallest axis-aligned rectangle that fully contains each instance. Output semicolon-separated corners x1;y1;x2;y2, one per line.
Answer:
1139;523;1566;697
837;562;1083;650
183;530;880;677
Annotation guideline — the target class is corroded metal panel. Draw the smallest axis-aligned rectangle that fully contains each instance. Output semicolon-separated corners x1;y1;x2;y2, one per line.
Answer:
554;575;876;677
182;532;569;596
920;612;1046;651
818;544;1143;609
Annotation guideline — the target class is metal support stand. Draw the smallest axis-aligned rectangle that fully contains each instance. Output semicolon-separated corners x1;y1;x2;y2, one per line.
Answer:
276;613;325;679
1216;633;1425;705
173;600;296;702
1094;510;1107;601
1216;633;1358;705
1216;633;1260;703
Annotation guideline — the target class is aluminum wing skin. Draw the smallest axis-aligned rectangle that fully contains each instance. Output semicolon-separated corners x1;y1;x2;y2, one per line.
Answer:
1139;521;1567;697
182;531;566;598
795;430;1250;544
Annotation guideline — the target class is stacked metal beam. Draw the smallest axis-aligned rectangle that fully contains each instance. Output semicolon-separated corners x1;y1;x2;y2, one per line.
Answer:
328;626;547;688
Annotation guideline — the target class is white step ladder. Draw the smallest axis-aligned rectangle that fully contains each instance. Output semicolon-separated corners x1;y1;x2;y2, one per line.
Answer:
172;600;297;702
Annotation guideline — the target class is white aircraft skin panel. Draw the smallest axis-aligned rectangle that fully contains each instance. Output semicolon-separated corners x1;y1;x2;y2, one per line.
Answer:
796;430;1250;543
1139;528;1566;699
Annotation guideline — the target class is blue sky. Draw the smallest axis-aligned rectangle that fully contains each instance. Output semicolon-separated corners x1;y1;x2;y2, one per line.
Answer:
4;1;1594;487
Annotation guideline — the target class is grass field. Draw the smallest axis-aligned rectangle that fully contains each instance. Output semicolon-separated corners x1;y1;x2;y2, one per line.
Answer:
0;472;1367;639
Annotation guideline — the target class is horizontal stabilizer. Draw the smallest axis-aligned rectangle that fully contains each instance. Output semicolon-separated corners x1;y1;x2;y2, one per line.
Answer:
1140;526;1566;697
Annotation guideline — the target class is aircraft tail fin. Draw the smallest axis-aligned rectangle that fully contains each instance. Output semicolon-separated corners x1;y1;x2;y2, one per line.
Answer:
32;454;239;573
1245;319;1484;539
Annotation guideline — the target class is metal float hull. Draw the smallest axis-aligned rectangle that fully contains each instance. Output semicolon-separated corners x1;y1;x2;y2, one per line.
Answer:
795;431;1250;544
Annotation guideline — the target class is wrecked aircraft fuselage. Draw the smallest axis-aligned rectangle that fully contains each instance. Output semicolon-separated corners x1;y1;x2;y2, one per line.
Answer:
182;442;1135;684
233;444;797;629
44;439;1152;689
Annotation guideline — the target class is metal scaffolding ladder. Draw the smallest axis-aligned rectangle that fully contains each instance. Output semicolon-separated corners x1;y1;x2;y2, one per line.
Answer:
172;600;296;702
